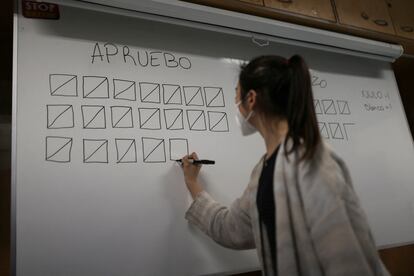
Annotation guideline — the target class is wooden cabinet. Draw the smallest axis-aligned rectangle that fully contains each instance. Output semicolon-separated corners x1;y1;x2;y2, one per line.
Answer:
334;0;395;35
264;0;335;22
239;0;264;5
387;0;414;39
183;0;414;54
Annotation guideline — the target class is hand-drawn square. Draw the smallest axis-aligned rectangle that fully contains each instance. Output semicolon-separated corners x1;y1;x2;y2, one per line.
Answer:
169;138;189;161
138;108;161;130
139;82;161;103
83;139;108;163
49;74;78;97
163;84;182;105
343;123;355;140
186;110;206;131
207;111;229;132
45;136;73;163
318;122;330;139
183;86;204;106
141;137;166;163
115;138;137;163
164;109;184;130
83;76;109;99
204;87;225;107
81;105;106;129
113;79;136;101
322;99;337;115
337;100;351;115
47;104;74;129
314;100;323;115
111;106;133;128
328;123;344;139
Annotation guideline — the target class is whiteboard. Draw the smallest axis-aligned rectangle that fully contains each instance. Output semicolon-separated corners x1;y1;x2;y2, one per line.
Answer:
14;4;414;276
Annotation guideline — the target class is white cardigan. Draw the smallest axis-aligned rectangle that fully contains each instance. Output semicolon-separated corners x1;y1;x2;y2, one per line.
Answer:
185;140;389;276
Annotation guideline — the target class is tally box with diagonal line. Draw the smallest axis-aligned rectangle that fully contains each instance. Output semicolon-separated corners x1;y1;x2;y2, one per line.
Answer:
164;109;184;130
138;108;161;130
322;99;337;115
163;84;182;105
141;137;166;163
183;86;204;106
318;122;330;139
49;74;78;97
207;111;229;132
186;109;206;131
337;100;351;115
81;105;106;129
83;139;108;163
204;87;225;107
139;82;160;103
113;79;136;101
328;123;344;139
314;100;323;114
111;106;133;128
45;136;73;163
83;76;109;99
47;104;74;129
115;138;137;163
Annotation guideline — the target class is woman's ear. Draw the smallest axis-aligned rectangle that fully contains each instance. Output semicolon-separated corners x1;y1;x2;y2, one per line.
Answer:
247;89;257;110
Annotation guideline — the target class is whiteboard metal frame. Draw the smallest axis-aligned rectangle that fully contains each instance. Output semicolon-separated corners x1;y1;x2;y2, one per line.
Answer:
48;0;404;62
11;0;19;275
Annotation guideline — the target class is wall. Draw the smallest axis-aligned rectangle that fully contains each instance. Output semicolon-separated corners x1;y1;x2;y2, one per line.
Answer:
0;0;12;275
393;57;414;138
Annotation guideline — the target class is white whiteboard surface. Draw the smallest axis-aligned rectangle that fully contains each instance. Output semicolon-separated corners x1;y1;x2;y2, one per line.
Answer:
14;5;414;276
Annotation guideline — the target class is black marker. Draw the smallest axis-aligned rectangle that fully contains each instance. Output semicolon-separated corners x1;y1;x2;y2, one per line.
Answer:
175;159;215;165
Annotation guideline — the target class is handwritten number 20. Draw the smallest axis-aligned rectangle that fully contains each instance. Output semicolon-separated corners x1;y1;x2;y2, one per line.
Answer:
312;76;327;88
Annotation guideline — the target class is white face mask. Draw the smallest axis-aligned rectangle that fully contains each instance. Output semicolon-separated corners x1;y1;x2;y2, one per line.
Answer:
235;101;257;136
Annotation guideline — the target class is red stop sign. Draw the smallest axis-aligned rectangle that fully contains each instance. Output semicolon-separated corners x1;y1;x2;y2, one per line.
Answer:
22;0;60;19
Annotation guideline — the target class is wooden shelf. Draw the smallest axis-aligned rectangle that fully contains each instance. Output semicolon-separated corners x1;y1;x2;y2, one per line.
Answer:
238;0;264;5
334;0;395;35
387;0;414;40
264;0;336;22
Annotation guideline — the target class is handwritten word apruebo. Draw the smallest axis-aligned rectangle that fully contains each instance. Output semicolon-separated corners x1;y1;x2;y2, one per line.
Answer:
91;42;192;70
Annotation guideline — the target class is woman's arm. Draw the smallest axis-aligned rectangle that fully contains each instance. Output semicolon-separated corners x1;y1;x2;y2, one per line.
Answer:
181;153;256;250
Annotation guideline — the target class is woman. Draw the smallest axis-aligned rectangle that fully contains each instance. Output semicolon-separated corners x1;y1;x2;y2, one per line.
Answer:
180;55;389;276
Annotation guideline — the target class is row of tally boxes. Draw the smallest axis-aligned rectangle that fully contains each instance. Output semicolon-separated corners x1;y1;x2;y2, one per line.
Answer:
46;105;230;132
46;136;190;164
49;74;227;107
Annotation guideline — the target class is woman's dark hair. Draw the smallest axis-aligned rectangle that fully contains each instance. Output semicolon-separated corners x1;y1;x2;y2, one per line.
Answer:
239;55;321;161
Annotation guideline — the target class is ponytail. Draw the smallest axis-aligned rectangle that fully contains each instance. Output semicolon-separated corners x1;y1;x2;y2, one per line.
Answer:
285;55;321;160
239;55;321;161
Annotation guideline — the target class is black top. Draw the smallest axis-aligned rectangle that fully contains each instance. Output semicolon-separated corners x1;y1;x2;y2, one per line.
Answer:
257;146;279;275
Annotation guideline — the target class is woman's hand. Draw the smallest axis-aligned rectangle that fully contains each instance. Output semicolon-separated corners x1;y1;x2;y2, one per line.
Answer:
181;152;203;199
